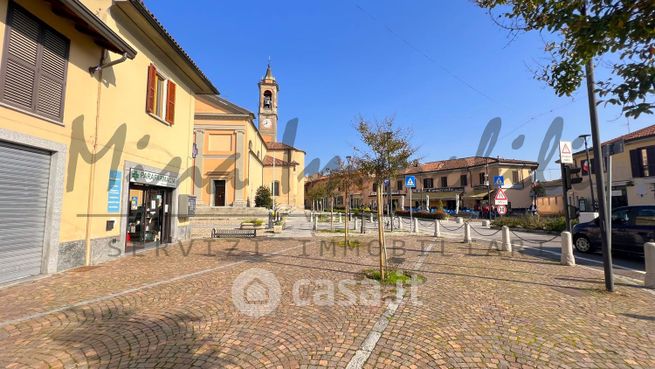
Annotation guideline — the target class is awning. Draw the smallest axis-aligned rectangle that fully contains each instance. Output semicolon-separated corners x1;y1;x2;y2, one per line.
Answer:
463;191;490;199
424;192;460;200
51;0;137;58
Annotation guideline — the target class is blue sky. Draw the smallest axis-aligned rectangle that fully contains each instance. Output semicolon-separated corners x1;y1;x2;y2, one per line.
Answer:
145;0;652;180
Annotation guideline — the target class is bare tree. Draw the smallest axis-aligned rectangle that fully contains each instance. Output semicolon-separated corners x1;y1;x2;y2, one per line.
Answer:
353;117;417;280
325;156;365;246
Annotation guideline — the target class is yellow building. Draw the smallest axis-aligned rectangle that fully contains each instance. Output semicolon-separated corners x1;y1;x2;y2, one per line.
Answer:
0;0;216;284
193;65;305;210
569;124;655;211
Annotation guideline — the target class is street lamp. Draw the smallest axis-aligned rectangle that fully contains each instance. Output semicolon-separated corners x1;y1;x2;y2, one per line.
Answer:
578;134;596;211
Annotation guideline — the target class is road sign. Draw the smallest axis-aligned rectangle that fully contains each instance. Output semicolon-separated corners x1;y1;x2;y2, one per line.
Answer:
405;175;416;188
493;175;504;188
494;188;508;205
559;141;573;164
497;205;507;215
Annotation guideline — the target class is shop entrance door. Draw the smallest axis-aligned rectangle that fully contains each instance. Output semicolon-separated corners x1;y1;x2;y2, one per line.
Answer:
126;185;172;252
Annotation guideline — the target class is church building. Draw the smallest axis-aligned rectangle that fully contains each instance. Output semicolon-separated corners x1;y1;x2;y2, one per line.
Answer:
193;65;305;209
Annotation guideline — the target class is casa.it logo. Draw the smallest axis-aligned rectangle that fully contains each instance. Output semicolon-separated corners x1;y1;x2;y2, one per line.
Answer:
231;268;281;317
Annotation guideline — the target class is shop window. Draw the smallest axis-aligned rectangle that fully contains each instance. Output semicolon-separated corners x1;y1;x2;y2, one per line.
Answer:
146;64;176;125
0;3;69;122
460;174;468;186
423;178;433;189
440;176;448;188
479;172;486;185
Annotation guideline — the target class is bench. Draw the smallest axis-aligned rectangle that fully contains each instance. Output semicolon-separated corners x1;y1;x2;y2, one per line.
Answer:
211;228;257;238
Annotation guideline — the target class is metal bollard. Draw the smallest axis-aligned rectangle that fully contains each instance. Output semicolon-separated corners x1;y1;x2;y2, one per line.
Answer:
501;226;511;252
482;220;490;228
353;218;358;230
413;218;419;233
338;213;342;223
398;217;403;231
313;216;318;231
645;242;655;288
456;217;463;224
370;213;374;222
434;219;441;237
361;215;366;234
560;231;575;266
464;223;472;243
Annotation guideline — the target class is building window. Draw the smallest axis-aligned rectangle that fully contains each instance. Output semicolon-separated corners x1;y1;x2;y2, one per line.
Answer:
440;176;448;188
460;174;468;186
397;180;403;191
272;180;280;196
630;146;655;178
146;64;176;124
423;178;433;189
372;183;377;192
512;170;519;184
479;172;486;185
0;3;70;121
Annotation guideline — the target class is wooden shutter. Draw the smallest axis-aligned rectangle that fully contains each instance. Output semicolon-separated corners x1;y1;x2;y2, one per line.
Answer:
647;146;655;177
146;64;156;114
2;5;39;110
165;80;176;124
36;28;68;119
630;149;643;178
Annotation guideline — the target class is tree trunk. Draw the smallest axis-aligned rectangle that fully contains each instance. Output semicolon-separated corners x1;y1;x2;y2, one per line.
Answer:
330;198;334;231
376;182;386;280
345;189;349;246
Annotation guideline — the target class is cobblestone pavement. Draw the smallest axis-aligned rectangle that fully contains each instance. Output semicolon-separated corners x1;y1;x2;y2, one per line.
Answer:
0;236;654;368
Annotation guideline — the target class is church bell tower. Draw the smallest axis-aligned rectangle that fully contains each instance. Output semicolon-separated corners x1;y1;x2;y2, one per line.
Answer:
258;64;279;143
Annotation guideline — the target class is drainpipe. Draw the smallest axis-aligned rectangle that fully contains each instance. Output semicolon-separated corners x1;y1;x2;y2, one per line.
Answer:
83;51;130;266
89;52;129;74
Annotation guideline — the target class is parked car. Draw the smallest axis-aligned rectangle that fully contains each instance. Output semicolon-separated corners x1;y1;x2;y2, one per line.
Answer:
572;205;655;256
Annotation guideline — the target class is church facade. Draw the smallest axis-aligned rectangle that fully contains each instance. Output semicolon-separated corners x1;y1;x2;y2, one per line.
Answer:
193;65;305;209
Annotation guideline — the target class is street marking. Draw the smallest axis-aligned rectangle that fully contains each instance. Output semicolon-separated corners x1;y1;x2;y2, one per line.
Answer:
0;243;307;329
345;244;433;369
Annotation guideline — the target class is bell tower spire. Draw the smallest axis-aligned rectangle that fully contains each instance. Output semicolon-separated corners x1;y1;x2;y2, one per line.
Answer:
258;61;279;143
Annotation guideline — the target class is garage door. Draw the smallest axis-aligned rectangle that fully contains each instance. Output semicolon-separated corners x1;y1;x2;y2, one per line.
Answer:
0;140;51;284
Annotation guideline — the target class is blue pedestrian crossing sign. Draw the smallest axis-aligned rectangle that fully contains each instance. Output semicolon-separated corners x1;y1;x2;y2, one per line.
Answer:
493;175;504;188
405;175;417;188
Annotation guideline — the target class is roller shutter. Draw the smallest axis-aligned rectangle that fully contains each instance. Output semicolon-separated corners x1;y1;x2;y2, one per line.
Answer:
0;140;51;284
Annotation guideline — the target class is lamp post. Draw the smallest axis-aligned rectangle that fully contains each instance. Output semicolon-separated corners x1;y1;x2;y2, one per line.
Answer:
578;134;596;211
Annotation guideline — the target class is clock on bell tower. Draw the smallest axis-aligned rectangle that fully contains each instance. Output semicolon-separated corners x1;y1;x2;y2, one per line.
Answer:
258;64;279;143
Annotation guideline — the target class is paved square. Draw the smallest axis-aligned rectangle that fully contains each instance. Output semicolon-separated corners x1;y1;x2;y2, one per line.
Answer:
0;237;654;368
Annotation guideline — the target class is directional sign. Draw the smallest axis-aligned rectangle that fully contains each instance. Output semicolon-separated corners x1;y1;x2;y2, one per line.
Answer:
493;175;504;188
405;175;416;189
494;188;508;206
559;141;573;164
497;205;507;216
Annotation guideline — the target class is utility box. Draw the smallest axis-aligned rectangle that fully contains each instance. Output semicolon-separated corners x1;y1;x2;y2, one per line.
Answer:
178;195;196;218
